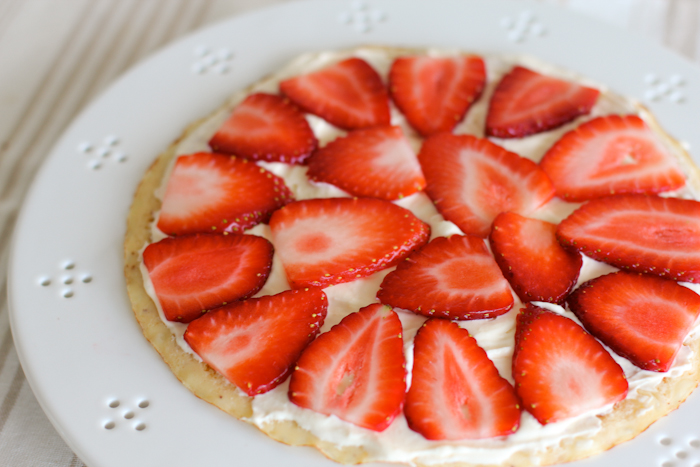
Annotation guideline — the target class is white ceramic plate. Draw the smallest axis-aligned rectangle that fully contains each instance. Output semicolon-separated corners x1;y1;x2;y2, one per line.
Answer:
8;1;700;466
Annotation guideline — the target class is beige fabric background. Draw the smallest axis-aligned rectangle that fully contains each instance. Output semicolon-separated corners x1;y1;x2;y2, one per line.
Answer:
0;0;699;465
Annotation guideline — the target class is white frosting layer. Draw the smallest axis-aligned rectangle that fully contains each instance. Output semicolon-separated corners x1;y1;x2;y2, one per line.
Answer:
140;47;700;466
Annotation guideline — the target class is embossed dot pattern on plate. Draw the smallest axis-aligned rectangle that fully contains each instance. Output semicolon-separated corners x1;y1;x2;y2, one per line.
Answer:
103;397;150;431
38;260;92;298
192;45;233;75
77;135;127;169
644;73;686;103
337;0;387;33
500;10;546;43
655;435;700;467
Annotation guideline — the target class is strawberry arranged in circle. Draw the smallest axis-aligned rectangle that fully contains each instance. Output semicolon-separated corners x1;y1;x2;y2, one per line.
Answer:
280;57;391;130
513;304;628;425
185;287;328;396
388;55;486;136
418;133;555;237
377;235;513;320
489;212;582;304
405;319;521;440
557;194;700;282
306;126;425;200
540;115;685;201
208;92;317;164
289;303;405;432
485;66;599;138
143;233;273;323
568;271;700;372
269;197;430;288
157;153;294;236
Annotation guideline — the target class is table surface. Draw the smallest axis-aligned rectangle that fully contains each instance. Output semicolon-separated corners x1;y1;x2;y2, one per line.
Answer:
1;0;700;465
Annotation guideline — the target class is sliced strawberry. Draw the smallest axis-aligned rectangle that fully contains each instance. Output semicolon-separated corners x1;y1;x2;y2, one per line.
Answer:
557;194;700;282
489;212;582;304
388;55;486;136
513;304;628;425
540;115;685;201
568;271;700;372
157;153;294;236
418;133;555;237
405;319;521;440
269;198;430;288
142;233;273;323
306;126;425;200
485;66;599;138
184;288;327;396
279;57;391;130
377;235;513;320
208;92;317;164
289;303;405;431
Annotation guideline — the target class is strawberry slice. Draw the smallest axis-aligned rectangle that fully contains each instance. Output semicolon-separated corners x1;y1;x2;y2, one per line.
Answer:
377;235;513;320
388;55;486;136
568;271;700;372
208;92;317;164
489;212;582;304
157;153;294;236
184;287;327;396
540;115;685;201
418;133;555;237
485;66;599;138
513;304;628;425
557;194;700;282
306;126;425;200
142;233;273;323
269;197;430;288
288;303;405;431
405;319;521;440
279;57;391;130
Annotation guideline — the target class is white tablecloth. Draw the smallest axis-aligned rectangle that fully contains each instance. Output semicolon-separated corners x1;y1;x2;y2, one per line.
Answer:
1;0;699;465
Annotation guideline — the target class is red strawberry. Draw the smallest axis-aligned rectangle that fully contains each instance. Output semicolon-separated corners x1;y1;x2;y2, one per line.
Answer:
418;133;555;237
377;235;513;320
389;55;486;136
157;153;294;236
485;66;599;138
279;57;391;130
269;198;430;288
513;304;628;425
557;194;700;282
405;319;521;440
289;303;405;431
540;115;685;201
142;233;273;323
489;212;582;304
184;288;327;396
568;271;700;372
208;92;317;164
306;126;425;200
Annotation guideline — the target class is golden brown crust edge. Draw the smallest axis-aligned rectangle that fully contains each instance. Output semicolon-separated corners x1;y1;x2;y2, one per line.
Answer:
123;45;700;467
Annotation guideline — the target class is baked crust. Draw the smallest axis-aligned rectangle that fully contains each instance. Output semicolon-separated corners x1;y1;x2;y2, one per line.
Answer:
124;46;700;466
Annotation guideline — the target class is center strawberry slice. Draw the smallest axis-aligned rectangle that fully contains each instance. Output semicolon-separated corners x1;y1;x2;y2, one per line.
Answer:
280;57;391;130
377;235;514;320
306;126;426;201
388;55;486;136
489;212;582;304
269;198;430;288
540;115;685;201
418;133;555;237
405;319;521;440
557;194;700;282
567;271;700;372
184;287;328;396
208;92;317;164
157;152;294;236
288;303;406;432
485;66;599;138
513;304;628;425
142;233;273;323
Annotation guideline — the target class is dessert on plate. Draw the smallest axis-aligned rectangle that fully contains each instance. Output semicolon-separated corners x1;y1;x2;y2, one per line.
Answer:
124;46;700;467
